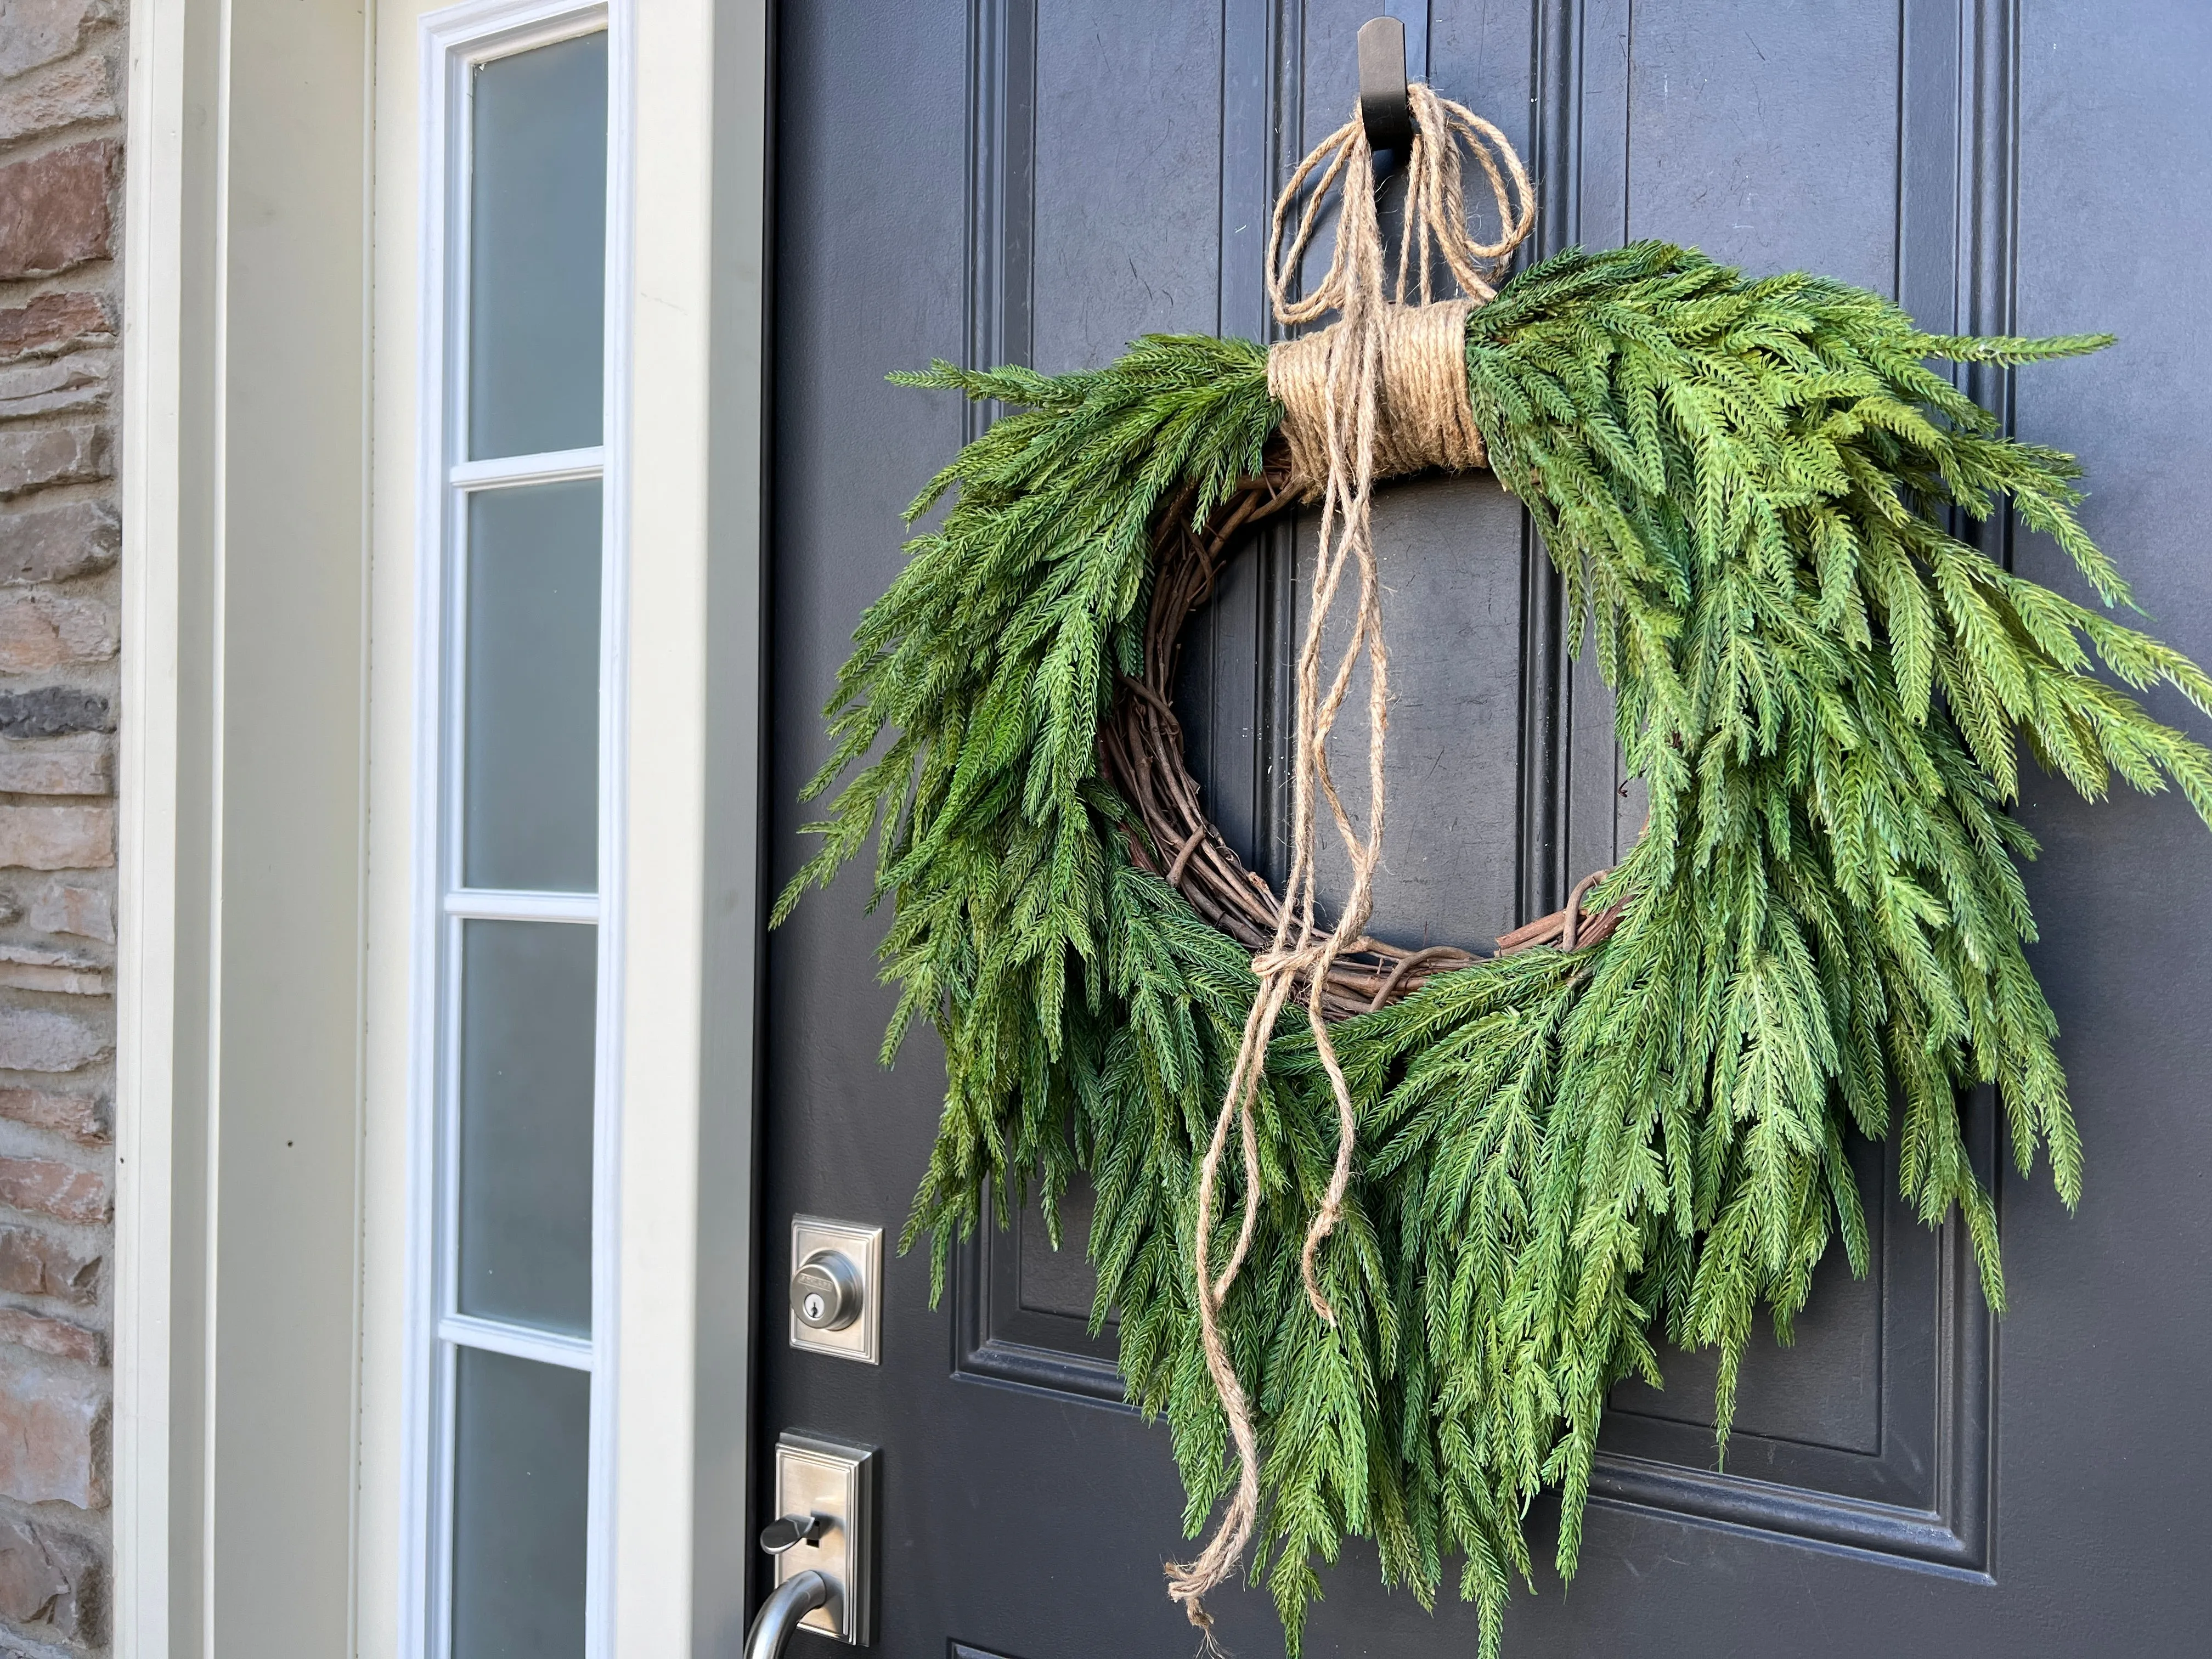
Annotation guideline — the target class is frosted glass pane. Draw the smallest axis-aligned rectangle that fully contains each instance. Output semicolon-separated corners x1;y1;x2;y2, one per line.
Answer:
469;31;607;459
458;919;596;1333
451;1348;589;1659
464;480;600;893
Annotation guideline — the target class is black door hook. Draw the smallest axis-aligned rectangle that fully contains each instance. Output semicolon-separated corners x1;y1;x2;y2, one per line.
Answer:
1358;16;1412;157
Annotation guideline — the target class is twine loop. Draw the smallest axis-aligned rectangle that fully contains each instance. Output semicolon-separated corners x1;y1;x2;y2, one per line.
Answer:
1166;82;1534;1636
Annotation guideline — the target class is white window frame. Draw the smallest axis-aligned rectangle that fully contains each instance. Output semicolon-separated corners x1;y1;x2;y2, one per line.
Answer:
115;0;759;1646
405;4;635;1657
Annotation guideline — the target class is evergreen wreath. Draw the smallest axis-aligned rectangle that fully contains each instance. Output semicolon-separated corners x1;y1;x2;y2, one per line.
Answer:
774;87;2212;1657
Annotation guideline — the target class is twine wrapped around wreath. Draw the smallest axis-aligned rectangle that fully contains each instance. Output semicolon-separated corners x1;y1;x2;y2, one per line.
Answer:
1156;83;1548;1632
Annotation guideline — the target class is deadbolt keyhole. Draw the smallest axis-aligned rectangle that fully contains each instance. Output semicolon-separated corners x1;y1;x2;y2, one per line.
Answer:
792;1248;862;1331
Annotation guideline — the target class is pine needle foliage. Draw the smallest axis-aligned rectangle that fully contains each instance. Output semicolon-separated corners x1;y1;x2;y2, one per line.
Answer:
774;242;2211;1656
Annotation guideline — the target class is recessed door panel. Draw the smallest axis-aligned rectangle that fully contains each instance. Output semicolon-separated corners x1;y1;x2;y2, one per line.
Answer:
945;0;1975;1567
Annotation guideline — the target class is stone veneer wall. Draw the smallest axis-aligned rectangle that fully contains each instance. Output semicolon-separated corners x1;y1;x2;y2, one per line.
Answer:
0;2;123;1652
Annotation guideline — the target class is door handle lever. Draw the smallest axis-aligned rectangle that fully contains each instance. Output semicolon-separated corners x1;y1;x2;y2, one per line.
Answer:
759;1511;830;1555
744;1570;831;1659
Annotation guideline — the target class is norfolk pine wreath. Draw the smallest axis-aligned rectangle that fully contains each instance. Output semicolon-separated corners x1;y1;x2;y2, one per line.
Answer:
774;84;2212;1656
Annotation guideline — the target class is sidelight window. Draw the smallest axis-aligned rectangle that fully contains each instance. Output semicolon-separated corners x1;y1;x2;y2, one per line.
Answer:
409;7;625;1657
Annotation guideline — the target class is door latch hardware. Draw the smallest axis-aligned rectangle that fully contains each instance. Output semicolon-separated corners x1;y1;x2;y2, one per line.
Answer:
759;1510;830;1554
764;1430;877;1645
789;1217;883;1363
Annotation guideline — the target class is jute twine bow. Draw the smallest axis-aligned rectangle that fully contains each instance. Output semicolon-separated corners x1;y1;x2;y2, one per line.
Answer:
1167;84;1533;1634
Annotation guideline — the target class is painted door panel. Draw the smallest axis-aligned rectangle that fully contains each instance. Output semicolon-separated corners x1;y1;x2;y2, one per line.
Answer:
765;2;2212;1652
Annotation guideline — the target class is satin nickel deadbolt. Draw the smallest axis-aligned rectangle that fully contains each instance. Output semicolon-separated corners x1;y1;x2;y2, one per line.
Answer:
789;1217;882;1363
793;1250;861;1330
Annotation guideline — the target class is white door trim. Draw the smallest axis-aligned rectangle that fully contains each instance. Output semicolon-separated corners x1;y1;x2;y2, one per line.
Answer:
118;0;377;1654
114;1;773;1654
115;0;196;1647
616;2;775;1650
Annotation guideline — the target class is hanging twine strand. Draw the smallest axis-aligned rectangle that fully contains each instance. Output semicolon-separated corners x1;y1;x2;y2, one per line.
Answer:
1167;85;1533;1634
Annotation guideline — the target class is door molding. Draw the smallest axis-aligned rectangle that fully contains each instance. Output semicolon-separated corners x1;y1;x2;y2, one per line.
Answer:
1566;0;2015;1575
941;0;2011;1586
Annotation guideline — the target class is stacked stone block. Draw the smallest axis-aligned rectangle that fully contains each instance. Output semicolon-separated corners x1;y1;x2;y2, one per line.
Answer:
0;2;121;1651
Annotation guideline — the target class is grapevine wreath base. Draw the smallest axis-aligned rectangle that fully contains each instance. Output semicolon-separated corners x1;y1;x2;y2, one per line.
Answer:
776;86;2212;1658
1099;443;1627;1026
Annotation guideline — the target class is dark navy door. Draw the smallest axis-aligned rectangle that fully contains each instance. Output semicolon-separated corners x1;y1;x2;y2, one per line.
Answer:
764;2;2212;1652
